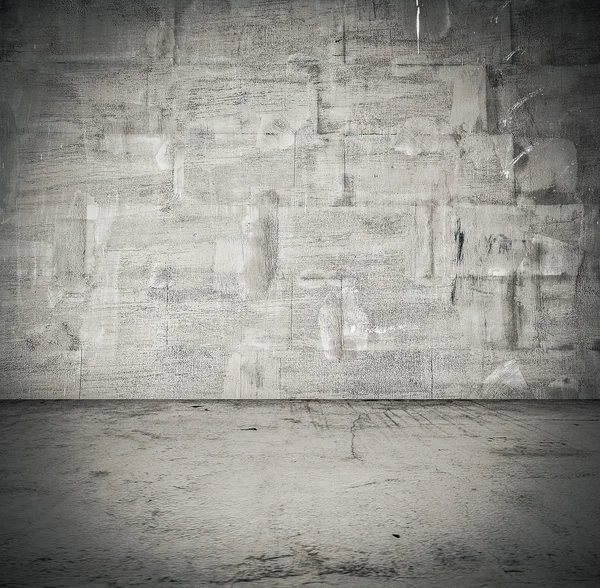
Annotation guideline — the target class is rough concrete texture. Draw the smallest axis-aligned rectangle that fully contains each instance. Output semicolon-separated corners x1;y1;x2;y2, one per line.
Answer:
1;400;600;587
1;0;600;398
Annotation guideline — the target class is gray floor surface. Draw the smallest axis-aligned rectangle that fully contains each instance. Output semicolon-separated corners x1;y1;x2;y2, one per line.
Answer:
0;400;599;587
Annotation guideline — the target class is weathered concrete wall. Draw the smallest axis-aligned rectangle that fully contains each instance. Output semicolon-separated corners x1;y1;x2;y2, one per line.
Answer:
0;0;599;399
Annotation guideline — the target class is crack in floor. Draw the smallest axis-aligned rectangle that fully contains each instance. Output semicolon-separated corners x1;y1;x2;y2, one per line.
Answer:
350;415;364;460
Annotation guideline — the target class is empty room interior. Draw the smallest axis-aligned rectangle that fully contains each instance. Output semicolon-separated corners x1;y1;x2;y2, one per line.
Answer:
1;0;600;586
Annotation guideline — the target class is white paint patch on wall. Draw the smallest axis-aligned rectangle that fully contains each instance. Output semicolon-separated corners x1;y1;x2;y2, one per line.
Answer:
155;140;173;171
483;360;529;398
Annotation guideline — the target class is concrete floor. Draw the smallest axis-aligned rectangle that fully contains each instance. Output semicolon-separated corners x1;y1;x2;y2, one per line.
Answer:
0;401;599;588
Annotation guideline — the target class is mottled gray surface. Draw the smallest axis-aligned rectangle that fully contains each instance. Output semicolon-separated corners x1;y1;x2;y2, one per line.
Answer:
1;400;599;586
1;0;600;398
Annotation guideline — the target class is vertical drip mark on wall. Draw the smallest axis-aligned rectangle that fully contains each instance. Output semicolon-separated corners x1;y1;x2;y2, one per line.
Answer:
165;275;169;348
339;277;345;358
532;240;543;312
429;201;435;278
416;0;421;54
506;270;519;350
450;276;457;305
289;276;294;351
316;88;322;135
292;132;297;207
342;134;346;195
79;345;83;400
241;190;280;299
574;250;586;306
342;5;347;64
532;240;543;349
454;219;465;264
451;217;465;306
336;136;355;206
0;101;17;213
430;350;434;399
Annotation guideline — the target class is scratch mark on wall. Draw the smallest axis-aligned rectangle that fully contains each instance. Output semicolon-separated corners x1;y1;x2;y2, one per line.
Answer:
501;89;543;128
298;270;342;290
503;143;534;178
504;46;525;62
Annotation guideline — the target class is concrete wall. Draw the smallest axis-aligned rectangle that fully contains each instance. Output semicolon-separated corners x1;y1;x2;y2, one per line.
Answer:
0;0;599;399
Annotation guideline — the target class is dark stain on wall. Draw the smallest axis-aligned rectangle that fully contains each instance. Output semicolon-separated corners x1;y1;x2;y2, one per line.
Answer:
0;101;17;212
454;219;465;264
487;234;512;255
506;271;521;351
